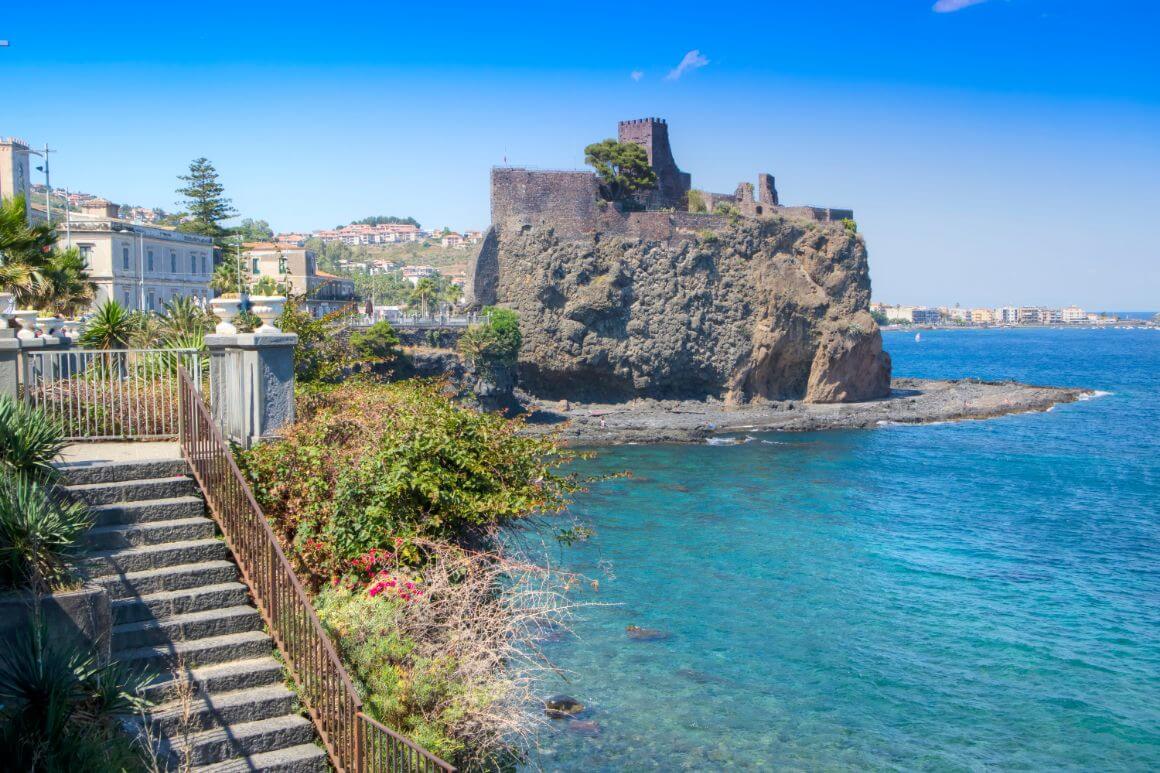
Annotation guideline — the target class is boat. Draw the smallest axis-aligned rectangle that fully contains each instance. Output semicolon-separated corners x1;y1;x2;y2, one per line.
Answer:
915;332;922;343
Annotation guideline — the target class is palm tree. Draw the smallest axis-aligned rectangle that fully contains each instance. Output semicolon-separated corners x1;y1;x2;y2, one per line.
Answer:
79;300;138;350
158;295;211;339
409;277;438;318
29;248;96;316
0;195;56;307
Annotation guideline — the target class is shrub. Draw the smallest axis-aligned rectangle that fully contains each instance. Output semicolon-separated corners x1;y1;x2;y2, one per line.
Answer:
841;217;858;233
350;321;400;365
316;542;577;770
458;307;521;374
277;296;358;382
686;189;708;213
0;397;66;483
0;475;92;592
0;623;150;770
697;229;719;244
237;380;580;584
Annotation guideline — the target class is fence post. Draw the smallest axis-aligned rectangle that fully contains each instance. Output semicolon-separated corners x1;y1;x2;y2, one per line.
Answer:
0;328;18;400
206;332;298;448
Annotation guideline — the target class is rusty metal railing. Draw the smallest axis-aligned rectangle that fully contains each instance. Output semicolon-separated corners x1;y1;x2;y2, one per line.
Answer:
176;367;455;773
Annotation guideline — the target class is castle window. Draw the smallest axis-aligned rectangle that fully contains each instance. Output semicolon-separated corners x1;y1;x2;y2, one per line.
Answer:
756;206;763;215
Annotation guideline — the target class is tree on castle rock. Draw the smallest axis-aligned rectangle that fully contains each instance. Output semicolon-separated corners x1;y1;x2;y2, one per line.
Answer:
176;157;237;240
584;140;657;202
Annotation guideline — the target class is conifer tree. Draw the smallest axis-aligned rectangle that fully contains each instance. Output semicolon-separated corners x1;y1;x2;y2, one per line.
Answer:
176;157;237;239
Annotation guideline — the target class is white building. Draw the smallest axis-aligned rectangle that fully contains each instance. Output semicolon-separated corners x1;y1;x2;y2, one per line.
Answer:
401;265;438;286
62;200;214;312
1061;305;1086;324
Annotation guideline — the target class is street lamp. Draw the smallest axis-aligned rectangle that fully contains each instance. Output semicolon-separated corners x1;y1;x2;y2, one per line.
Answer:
111;224;145;311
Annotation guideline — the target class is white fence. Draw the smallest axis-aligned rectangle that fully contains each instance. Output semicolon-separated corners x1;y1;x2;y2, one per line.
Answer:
20;348;204;441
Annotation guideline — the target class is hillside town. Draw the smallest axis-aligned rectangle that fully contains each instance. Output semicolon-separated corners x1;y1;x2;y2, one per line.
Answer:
2;136;485;323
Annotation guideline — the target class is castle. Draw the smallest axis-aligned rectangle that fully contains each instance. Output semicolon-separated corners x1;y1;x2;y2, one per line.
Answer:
488;117;853;241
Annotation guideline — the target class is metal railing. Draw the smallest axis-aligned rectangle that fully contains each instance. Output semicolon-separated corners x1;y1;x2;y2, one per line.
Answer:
21;348;203;440
176;367;455;773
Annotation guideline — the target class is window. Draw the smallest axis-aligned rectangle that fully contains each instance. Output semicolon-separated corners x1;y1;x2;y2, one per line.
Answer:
78;244;93;267
252;258;260;274
278;256;288;275
122;289;132;308
122;245;130;270
147;249;155;272
170;250;177;273
200;254;207;275
147;290;155;311
190;253;196;274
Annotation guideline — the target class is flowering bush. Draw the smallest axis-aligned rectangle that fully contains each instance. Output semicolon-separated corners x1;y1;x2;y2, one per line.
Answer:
237;380;582;586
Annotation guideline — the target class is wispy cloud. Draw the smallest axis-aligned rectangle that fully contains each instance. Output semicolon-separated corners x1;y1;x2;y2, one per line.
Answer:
932;0;988;12
631;70;644;82
665;50;709;81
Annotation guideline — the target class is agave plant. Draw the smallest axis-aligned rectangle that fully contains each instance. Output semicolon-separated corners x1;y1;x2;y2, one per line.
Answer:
0;475;93;592
0;396;67;483
0;623;151;770
79;299;139;349
159;294;212;339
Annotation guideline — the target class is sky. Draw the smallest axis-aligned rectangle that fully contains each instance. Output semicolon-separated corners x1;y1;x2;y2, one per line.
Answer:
3;0;1158;308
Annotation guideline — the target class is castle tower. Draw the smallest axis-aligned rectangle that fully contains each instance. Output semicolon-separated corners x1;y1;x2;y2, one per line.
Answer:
0;138;33;219
617;118;692;208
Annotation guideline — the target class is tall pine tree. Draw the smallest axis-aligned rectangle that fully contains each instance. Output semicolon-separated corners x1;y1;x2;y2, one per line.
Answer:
176;158;237;239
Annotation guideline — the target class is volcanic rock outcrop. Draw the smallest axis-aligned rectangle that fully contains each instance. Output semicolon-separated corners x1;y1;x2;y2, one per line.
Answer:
472;213;891;404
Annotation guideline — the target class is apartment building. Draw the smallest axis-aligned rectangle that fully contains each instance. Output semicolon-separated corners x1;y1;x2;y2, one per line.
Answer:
243;243;357;316
62;200;214;312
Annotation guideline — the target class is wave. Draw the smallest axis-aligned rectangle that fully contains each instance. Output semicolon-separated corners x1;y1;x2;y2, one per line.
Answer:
1078;390;1114;401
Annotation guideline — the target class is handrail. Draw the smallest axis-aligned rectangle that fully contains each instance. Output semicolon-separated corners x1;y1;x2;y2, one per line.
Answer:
176;366;455;773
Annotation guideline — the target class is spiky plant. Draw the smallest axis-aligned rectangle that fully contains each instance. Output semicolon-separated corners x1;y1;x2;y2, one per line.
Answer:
159;294;212;339
78;299;138;349
0;475;92;591
0;397;66;483
0;623;151;770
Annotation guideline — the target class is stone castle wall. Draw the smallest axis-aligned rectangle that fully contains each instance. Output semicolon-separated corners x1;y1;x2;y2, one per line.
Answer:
491;168;599;239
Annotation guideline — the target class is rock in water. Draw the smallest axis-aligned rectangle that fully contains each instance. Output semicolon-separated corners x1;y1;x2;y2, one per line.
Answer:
544;694;585;718
568;719;602;736
626;625;670;641
474;215;891;404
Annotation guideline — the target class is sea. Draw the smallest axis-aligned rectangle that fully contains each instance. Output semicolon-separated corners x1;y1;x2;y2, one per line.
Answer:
527;327;1160;771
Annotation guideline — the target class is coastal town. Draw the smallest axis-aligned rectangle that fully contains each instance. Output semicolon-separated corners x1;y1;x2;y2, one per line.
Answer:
871;302;1153;328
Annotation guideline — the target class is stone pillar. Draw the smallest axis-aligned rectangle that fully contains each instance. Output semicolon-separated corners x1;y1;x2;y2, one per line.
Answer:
205;332;298;448
0;331;70;401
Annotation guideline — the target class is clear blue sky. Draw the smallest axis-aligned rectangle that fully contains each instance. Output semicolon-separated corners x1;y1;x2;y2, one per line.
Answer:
4;0;1158;308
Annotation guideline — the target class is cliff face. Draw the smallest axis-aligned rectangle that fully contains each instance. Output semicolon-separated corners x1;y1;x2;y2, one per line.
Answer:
483;215;891;404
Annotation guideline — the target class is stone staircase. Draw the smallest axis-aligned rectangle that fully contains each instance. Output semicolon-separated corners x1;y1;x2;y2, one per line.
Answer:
61;457;328;772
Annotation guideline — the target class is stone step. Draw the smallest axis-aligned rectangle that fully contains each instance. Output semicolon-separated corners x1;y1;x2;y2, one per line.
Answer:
115;630;273;674
91;560;238;600
63;475;198;506
173;715;318;767
82;539;229;578
57;457;190;485
91;496;206;527
85;517;217;550
151;683;297;736
193;743;329;773
113;582;251;625
112;605;263;650
144;657;284;704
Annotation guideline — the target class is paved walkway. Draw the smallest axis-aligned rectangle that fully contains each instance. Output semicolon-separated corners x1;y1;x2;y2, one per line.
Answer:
60;442;182;464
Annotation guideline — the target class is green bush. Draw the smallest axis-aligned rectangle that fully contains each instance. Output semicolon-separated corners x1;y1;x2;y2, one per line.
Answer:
458;307;521;373
350;321;400;365
686;189;708;213
0;624;150;771
0;397;66;483
0;475;93;592
841;217;858;233
316;587;466;763
238;380;579;583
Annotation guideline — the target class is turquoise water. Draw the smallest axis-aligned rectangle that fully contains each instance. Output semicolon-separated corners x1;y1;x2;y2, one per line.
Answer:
530;328;1160;771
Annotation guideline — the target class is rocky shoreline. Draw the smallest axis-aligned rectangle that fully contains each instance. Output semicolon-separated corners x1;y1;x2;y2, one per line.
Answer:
521;378;1090;445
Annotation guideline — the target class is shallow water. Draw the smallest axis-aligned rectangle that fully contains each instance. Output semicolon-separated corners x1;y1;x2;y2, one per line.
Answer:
528;328;1160;770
